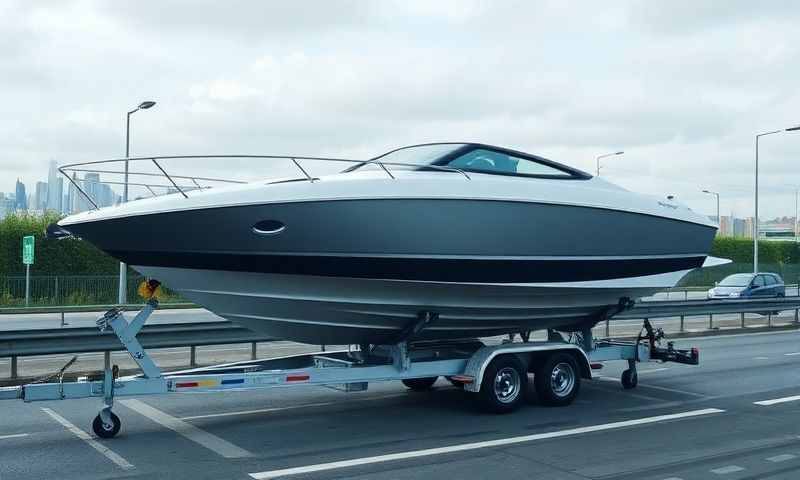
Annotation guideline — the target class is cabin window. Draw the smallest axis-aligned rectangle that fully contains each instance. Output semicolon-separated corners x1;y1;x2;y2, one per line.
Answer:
445;148;573;178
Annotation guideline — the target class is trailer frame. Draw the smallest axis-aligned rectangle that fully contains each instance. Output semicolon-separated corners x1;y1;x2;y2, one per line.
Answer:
0;299;699;438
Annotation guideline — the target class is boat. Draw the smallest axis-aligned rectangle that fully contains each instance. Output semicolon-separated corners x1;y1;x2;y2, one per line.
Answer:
55;143;720;345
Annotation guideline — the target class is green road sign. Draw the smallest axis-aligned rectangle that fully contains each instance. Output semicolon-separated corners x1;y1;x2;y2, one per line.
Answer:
22;235;34;265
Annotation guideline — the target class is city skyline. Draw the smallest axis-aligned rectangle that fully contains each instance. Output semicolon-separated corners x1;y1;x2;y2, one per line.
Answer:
0;166;120;219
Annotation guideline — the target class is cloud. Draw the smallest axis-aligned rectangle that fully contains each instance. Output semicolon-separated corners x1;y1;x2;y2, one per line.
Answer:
1;1;800;219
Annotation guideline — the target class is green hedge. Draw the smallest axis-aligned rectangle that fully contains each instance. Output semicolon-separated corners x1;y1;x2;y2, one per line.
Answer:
0;213;121;276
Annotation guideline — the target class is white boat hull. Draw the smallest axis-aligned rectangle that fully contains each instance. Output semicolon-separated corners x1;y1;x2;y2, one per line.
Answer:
137;265;693;344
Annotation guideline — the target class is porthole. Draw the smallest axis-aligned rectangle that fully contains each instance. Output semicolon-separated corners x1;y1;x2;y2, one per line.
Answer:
252;220;286;235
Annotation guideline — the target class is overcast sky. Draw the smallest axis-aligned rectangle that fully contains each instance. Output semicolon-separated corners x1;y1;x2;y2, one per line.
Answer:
2;0;800;218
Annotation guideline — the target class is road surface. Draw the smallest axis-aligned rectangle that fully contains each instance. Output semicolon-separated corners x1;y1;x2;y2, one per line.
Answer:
2;329;800;479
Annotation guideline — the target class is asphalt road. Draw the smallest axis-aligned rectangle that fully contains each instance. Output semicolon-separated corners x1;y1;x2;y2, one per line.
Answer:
2;330;800;479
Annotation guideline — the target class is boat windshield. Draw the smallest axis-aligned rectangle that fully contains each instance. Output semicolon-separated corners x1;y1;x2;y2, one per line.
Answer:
718;274;753;287
346;144;467;172
345;143;587;179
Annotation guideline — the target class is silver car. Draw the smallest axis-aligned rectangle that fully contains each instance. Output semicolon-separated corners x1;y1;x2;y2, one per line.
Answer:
707;273;785;299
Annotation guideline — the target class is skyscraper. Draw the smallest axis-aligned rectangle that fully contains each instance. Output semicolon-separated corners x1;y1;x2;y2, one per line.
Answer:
47;160;63;212
34;181;48;210
15;179;27;211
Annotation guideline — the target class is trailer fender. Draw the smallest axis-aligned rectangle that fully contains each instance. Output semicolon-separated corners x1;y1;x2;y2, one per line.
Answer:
460;343;591;393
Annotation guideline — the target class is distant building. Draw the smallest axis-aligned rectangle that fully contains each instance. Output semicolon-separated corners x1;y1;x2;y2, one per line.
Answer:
733;217;747;238
47;160;63;213
0;197;14;219
742;217;754;239
34;181;48;210
759;223;796;239
719;216;732;236
14;179;27;211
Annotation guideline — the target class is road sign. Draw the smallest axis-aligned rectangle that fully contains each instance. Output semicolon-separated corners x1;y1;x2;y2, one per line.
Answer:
22;235;34;265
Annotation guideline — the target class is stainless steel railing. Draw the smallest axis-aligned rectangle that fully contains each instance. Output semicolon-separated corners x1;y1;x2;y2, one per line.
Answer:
59;154;471;210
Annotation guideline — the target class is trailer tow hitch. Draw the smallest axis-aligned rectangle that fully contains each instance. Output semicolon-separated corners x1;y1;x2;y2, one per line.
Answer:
639;319;699;365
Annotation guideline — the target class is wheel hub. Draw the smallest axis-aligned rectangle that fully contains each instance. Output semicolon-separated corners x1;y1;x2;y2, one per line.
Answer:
550;362;575;397
494;367;521;404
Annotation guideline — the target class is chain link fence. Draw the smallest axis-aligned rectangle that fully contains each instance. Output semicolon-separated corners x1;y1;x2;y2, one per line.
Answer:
0;275;186;307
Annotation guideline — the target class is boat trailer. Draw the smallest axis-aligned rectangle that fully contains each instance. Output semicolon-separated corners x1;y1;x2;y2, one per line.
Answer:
0;298;699;438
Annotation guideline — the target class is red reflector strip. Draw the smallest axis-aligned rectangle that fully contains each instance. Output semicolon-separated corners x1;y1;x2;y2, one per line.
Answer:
176;382;199;388
286;374;310;382
590;363;604;370
449;375;474;384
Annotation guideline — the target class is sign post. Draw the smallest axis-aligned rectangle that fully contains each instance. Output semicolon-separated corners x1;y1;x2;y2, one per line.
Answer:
22;236;34;307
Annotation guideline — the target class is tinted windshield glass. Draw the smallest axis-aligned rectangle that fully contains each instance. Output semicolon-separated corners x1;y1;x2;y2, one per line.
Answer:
446;148;571;177
719;274;753;287
350;144;466;172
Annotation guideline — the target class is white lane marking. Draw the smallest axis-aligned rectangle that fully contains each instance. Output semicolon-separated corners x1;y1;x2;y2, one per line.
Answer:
766;453;796;463
181;393;408;420
120;399;252;458
248;408;724;479
784;352;800;356
710;465;744;474
597;376;705;398
0;433;29;440
41;408;134;470
661;477;684;480
753;394;800;406
633;383;706;398
754;356;770;360
639;368;670;374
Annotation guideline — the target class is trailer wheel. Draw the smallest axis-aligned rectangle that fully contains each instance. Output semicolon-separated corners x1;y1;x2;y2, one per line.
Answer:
621;369;638;389
92;411;121;439
535;353;580;407
402;377;438;391
478;355;527;413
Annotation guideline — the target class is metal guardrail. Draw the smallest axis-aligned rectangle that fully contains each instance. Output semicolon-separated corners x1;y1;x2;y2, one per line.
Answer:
2;297;800;380
0;321;275;380
0;322;274;357
617;297;800;319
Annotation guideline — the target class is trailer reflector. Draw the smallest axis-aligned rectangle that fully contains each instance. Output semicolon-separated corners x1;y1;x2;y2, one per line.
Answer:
449;375;474;384
286;374;310;382
175;380;219;388
590;363;604;370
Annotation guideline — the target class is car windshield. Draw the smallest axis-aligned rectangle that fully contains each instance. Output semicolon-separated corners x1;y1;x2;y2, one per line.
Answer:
719;274;754;287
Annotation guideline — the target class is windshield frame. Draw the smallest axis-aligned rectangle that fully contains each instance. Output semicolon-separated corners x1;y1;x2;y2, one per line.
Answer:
343;142;592;180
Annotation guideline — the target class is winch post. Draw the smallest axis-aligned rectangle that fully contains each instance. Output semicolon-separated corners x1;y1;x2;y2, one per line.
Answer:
97;299;162;379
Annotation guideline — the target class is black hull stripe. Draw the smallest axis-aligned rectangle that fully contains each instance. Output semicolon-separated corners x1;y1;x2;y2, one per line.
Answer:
110;251;705;283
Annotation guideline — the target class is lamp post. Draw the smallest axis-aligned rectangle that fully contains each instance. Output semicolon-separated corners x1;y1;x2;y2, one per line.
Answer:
118;100;156;304
702;189;720;232
595;151;624;177
753;125;800;274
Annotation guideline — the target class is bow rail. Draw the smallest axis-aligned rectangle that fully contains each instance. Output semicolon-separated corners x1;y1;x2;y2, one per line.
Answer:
59;154;471;211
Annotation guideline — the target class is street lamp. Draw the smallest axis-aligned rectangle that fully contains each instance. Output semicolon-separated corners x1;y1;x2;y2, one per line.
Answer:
119;100;157;304
753;125;800;273
702;189;720;230
595;151;624;177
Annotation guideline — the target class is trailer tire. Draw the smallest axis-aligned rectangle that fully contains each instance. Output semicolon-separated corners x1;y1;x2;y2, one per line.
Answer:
621;369;638;389
534;353;580;407
402;377;438;391
478;355;527;413
92;411;121;439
